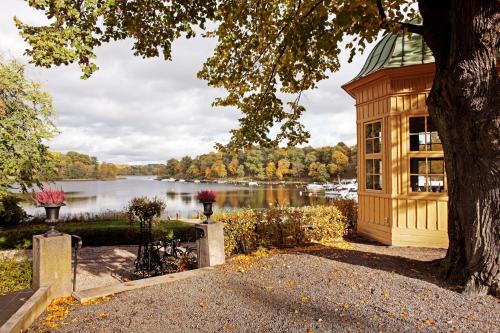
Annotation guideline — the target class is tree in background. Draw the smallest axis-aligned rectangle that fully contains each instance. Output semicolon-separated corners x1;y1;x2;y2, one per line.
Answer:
0;59;56;198
227;157;240;177
97;162;119;180
275;159;291;180
245;149;265;180
165;158;181;178
308;162;329;183
328;150;349;180
179;156;193;175
265;161;276;180
210;158;227;178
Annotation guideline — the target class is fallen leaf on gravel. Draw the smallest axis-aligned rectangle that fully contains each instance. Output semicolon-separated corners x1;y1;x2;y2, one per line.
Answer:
301;295;311;303
306;328;314;333
383;290;390;297
82;296;111;305
424;319;435;326
43;296;75;329
97;312;107;318
223;323;235;330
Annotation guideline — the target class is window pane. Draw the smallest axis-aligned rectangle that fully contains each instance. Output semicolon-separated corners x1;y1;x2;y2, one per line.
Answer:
429;158;444;174
429;176;445;192
373;159;382;174
410;158;426;174
410;134;420;151
366;139;373;154
366;159;373;173
366;175;373;189
427;116;437;132
373;175;382;190
373;137;381;153
372;122;381;138
410;175;427;192
365;123;373;138
419;133;428;151
409;117;425;134
430;132;442;151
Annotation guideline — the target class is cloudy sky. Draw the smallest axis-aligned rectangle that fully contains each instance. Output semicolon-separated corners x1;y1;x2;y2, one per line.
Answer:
1;0;374;164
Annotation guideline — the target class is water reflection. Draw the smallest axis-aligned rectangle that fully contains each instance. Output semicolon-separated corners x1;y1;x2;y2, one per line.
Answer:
20;176;334;218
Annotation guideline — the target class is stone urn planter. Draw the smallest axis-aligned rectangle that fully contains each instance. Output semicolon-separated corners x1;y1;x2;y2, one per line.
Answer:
34;189;66;237
41;204;65;237
196;190;216;224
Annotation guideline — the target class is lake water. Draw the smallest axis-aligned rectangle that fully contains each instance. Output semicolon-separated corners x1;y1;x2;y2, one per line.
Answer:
21;176;333;218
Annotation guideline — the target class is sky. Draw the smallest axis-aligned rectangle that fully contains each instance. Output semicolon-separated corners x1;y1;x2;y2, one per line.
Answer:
0;0;374;164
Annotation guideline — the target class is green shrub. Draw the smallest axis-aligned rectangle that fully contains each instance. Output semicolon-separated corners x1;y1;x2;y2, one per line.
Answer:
303;206;348;242
215;206;348;256
0;256;32;295
0;195;28;227
214;209;257;256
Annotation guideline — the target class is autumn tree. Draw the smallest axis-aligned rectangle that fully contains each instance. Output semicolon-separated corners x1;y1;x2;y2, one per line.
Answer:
179;156;193;175
211;159;227;178
328;150;349;179
265;161;276;180
308;162;329;183
16;0;499;295
165;158;180;178
227;157;240;177
97;162;118;180
186;163;201;179
276;159;291;180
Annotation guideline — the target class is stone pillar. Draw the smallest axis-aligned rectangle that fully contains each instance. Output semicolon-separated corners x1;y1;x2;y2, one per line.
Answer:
195;223;225;268
32;234;72;298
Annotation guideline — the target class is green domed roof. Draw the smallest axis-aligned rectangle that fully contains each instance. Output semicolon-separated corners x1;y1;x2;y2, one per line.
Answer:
352;30;434;81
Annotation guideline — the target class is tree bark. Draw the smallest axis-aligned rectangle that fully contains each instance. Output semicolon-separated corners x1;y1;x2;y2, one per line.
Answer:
419;0;500;296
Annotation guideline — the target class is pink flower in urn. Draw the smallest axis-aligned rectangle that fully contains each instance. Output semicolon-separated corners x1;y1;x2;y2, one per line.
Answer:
34;188;65;206
196;190;216;203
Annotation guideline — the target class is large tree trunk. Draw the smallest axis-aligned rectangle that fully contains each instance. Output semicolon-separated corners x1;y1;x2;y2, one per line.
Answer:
419;0;499;296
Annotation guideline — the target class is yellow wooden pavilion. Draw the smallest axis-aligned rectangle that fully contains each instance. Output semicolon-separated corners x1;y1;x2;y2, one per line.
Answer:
343;31;448;248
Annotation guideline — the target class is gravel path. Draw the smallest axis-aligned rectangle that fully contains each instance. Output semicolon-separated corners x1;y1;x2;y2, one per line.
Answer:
29;242;499;333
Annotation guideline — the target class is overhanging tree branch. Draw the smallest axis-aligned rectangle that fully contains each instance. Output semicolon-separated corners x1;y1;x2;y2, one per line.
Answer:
376;0;424;35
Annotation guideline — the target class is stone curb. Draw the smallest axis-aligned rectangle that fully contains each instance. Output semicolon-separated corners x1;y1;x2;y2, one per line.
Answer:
0;286;51;333
73;267;215;303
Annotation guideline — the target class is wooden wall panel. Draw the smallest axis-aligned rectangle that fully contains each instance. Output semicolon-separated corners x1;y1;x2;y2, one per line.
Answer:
438;200;448;231
417;200;427;229
427;201;438;230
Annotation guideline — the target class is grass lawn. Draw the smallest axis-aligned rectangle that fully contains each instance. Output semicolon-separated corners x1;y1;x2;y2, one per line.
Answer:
0;219;193;250
0;256;31;295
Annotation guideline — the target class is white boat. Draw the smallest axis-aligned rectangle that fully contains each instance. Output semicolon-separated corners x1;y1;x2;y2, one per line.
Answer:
344;188;358;201
193;180;200;183
248;181;259;186
306;183;324;192
178;179;186;183
161;177;176;182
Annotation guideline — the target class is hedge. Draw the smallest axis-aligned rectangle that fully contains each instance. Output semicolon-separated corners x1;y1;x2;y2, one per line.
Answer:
214;205;349;257
0;219;193;250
